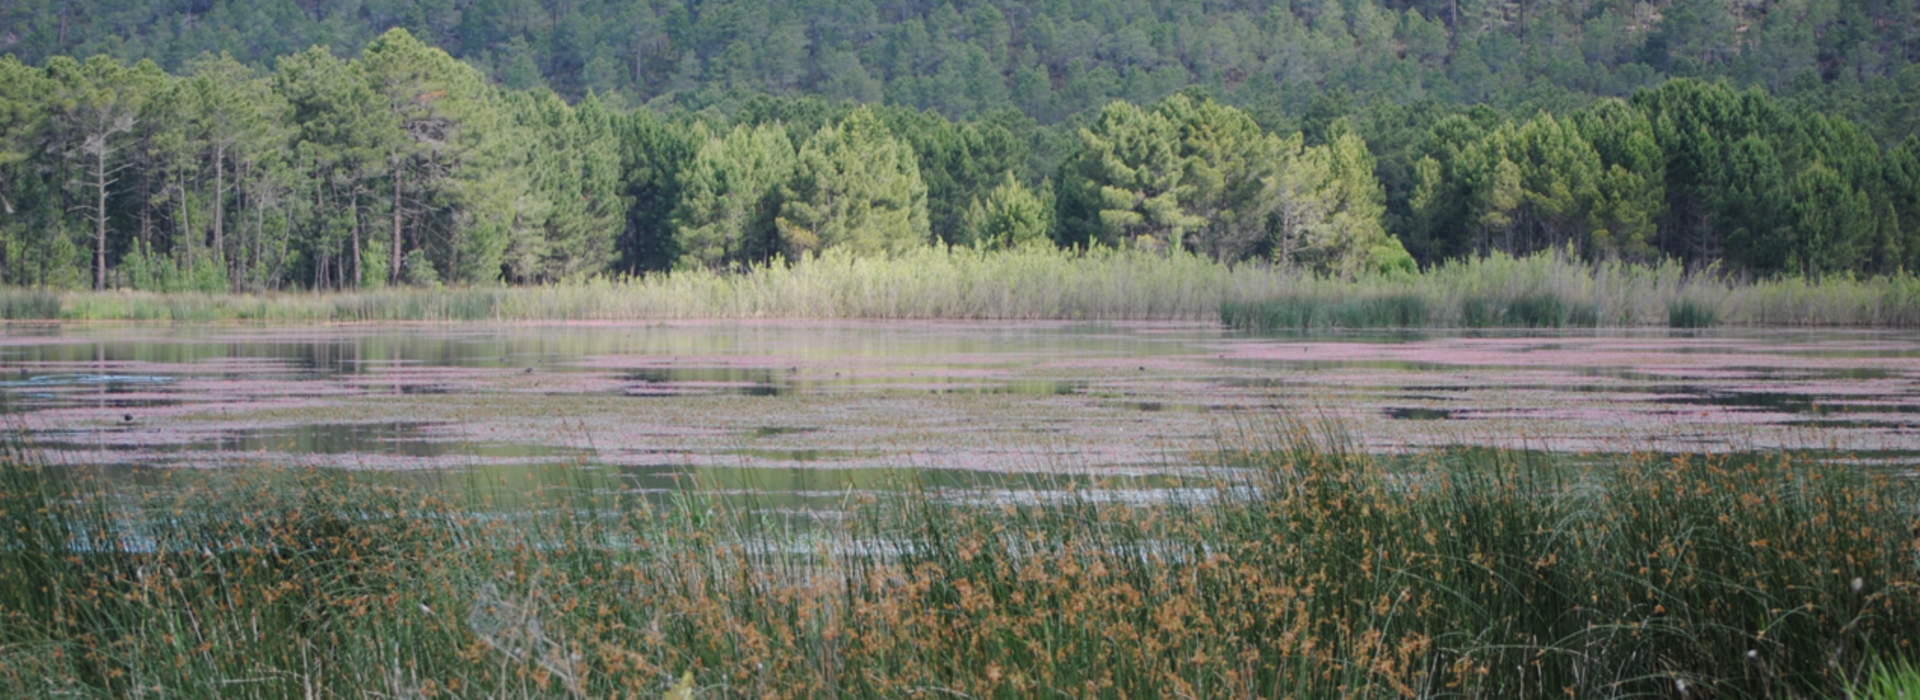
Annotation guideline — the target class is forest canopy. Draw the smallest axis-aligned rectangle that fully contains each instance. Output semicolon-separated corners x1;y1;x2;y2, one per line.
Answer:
0;0;1917;290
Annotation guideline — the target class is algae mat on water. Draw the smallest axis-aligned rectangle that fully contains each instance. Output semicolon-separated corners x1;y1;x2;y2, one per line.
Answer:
4;321;1920;483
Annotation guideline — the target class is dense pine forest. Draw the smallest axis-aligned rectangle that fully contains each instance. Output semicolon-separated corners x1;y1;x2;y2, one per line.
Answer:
0;0;1917;291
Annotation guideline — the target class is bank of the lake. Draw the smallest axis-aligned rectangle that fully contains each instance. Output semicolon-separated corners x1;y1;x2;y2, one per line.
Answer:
4;420;1916;700
8;247;1920;327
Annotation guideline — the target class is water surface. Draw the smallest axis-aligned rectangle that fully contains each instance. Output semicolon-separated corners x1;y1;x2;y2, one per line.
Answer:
6;322;1919;490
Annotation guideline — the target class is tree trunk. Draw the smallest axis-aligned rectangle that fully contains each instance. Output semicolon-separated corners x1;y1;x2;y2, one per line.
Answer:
254;183;266;289
178;175;193;269
350;187;361;288
315;184;328;291
212;144;225;269
392;162;404;284
139;167;152;248
94;148;107;290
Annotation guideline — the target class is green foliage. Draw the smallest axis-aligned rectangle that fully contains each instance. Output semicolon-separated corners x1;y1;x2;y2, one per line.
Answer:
880;107;1025;247
402;249;440;287
1365;240;1418;275
962;172;1050;250
5;0;1918;142
501;91;626;282
1276;124;1398;275
1719;136;1794;273
612;109;698;274
121;243;228;293
670;122;797;269
3;14;1920;290
1055;100;1199;252
777;107;930;257
1791;163;1873;277
1158;93;1290;262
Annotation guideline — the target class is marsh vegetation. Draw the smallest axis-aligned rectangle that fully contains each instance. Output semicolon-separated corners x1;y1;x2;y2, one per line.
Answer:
8;247;1920;327
3;418;1916;699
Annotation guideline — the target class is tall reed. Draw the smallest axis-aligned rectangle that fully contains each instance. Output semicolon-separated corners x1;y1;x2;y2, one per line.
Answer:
15;247;1920;325
2;419;1916;699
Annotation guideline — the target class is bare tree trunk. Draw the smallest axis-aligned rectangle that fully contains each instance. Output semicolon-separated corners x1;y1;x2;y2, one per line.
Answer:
94;148;107;290
212;144;225;270
235;159;248;283
254;178;266;289
315;184;328;291
349;187;361;288
139;167;152;248
391;162;404;284
178;174;193;269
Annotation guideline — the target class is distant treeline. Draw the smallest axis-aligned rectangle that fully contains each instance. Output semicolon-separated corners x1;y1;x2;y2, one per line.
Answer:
0;28;1917;291
4;1;1916;134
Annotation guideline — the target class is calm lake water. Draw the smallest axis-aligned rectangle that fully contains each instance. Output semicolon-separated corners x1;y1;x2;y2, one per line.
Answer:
5;321;1919;495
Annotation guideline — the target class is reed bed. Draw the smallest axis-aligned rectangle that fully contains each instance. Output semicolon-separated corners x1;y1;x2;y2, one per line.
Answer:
9;247;1920;326
3;417;1916;700
1227;255;1920;330
27;246;1280;323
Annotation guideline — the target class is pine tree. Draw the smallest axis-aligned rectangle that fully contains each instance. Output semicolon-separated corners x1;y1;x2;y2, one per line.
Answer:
1572;98;1663;259
1791;162;1871;276
1156;93;1289;262
361;28;520;284
45;55;162;289
1053;101;1198;252
963;172;1051;249
273;46;396;289
778;107;931;257
0;57;65;286
671;122;797;268
501;91;626;282
178;54;285;286
1718;135;1793;274
613;109;696;273
1274;124;1399;275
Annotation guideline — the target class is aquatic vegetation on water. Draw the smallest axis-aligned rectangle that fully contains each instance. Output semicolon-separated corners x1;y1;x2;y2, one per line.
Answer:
2;417;1916;700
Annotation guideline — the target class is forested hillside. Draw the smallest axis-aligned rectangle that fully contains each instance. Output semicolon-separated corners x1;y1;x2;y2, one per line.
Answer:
0;1;1917;291
5;0;1917;131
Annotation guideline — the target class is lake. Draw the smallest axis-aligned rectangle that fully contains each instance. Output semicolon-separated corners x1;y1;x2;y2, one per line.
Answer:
5;321;1919;496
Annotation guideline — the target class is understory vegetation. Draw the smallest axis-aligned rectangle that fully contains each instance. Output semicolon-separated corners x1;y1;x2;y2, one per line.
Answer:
2;417;1915;699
